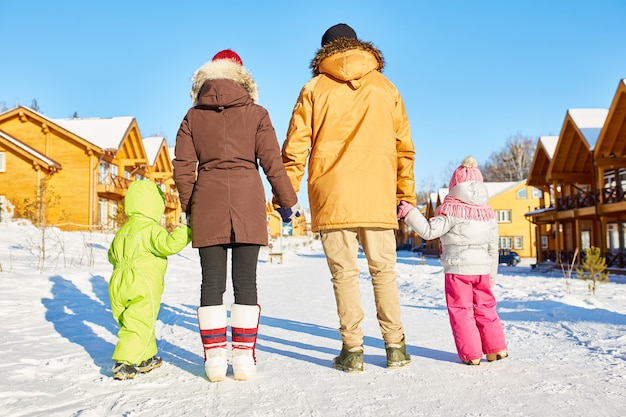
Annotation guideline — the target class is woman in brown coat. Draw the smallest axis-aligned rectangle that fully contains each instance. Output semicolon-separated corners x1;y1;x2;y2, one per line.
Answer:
173;49;297;382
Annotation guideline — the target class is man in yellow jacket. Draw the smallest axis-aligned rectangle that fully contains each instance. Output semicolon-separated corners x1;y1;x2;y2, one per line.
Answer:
279;23;417;372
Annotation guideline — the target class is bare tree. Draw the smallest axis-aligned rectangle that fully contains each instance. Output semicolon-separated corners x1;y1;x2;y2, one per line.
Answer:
481;133;536;182
412;176;433;205
21;178;67;272
30;99;40;113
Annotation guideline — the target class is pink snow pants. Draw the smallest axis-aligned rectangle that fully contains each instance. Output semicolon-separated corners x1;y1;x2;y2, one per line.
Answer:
445;273;507;361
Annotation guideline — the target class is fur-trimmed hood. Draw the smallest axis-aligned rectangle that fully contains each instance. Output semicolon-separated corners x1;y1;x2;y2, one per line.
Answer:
190;59;259;106
310;38;385;78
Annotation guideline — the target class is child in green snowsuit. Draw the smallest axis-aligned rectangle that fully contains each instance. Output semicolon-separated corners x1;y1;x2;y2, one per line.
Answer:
108;180;191;380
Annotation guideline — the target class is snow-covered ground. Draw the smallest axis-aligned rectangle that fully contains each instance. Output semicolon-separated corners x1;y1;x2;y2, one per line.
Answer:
1;220;625;416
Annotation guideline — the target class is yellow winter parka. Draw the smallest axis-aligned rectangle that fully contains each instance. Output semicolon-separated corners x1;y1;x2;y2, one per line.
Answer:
280;38;416;232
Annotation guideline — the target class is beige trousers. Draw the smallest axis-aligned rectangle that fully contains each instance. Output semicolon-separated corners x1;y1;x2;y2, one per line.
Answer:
320;228;404;347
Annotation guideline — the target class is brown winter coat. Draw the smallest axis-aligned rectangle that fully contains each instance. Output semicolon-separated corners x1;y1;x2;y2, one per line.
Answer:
278;38;416;232
173;59;297;248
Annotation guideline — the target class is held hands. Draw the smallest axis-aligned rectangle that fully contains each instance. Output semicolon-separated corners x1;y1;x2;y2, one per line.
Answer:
179;212;190;226
397;200;415;220
277;206;301;223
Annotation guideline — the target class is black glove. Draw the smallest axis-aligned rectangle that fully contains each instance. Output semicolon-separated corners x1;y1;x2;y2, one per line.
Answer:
277;207;300;223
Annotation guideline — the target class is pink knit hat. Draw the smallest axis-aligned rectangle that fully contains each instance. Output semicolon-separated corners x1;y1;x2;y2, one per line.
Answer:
448;156;483;189
212;49;243;66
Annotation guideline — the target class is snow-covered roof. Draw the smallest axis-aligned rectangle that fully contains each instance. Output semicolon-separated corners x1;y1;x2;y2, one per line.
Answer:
567;108;608;148
143;136;165;165
538;136;558;158
485;181;520;197
52;116;134;149
168;146;176;162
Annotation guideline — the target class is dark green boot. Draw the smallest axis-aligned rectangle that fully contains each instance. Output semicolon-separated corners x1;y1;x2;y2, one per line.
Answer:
333;345;364;373
386;336;411;368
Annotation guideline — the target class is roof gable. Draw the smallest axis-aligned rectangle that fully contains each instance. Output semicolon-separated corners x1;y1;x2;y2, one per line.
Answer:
0;130;61;172
527;136;558;187
595;79;626;168
143;136;166;166
0;106;103;154
143;136;173;178
549;108;608;184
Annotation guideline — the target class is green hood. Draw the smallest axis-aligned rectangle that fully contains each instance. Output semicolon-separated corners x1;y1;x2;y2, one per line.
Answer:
124;180;165;222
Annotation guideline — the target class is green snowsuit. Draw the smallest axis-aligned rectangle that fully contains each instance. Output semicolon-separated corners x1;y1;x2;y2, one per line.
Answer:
108;180;191;365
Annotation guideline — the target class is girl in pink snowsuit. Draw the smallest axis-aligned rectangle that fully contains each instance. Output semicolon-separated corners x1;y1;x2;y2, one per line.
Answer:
398;156;507;365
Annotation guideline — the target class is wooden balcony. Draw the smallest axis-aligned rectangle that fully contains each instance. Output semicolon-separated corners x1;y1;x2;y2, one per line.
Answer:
602;186;626;204
555;186;626;212
96;174;131;198
555;190;599;210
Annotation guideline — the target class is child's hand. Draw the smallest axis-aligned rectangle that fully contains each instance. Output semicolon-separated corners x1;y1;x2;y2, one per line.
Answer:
397;200;414;220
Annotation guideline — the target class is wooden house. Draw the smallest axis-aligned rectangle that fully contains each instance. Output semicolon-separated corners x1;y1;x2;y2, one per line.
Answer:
526;79;626;271
0;106;179;231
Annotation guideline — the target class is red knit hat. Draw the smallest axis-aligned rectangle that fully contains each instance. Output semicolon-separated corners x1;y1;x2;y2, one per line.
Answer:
212;49;243;65
448;156;483;189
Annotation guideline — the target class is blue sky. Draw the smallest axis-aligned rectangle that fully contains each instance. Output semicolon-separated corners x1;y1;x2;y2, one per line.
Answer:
2;0;626;202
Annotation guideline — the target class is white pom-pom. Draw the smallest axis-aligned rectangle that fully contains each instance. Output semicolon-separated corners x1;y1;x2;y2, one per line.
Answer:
461;156;478;168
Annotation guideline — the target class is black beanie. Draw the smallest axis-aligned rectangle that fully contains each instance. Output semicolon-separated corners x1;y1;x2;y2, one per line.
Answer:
321;23;357;47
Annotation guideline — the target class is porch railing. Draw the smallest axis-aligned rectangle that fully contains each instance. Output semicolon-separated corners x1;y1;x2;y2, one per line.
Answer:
555;190;599;210
540;249;626;268
555;186;626;211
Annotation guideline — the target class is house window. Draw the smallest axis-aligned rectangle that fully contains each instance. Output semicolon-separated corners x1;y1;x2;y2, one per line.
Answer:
513;236;523;249
99;162;109;184
620;169;626;192
499;237;512;249
541;236;548;249
0;152;5;172
607;223;620;251
517;188;527;199
604;170;617;188
496;210;512;223
110;164;118;178
581;230;591;251
98;198;108;226
98;198;118;229
532;188;543;198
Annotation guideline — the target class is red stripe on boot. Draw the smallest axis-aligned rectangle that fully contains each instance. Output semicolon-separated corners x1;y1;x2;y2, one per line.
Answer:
200;327;227;344
231;327;257;343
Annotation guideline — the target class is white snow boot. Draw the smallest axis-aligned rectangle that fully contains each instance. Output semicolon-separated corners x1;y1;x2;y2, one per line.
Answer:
197;305;228;382
230;304;260;381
